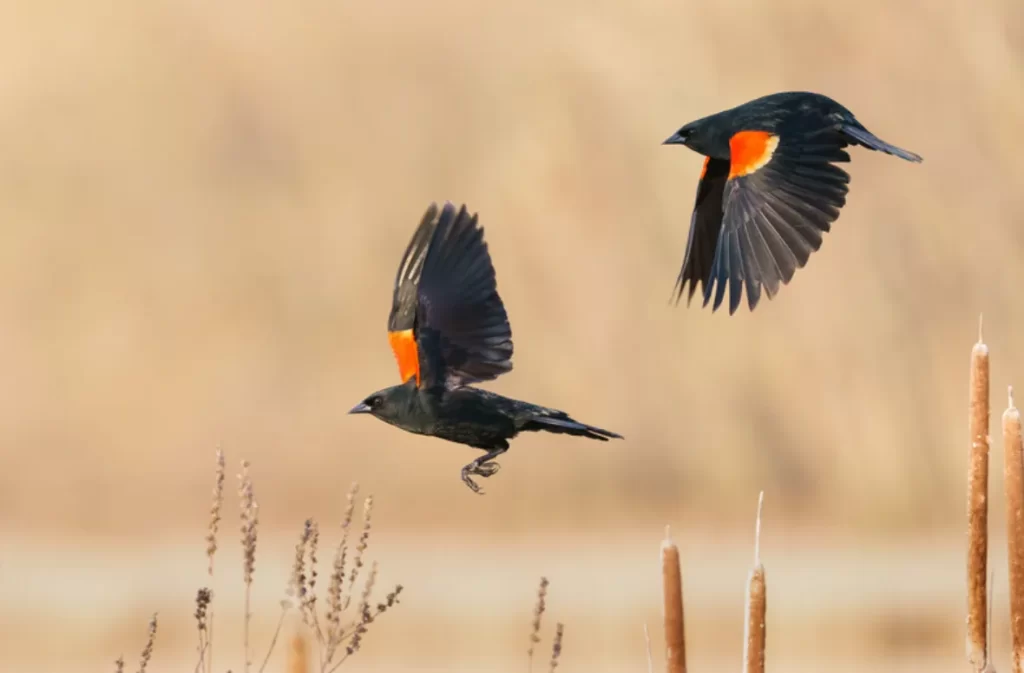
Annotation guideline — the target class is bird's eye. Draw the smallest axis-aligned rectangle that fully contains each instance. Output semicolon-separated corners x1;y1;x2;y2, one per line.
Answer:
368;396;381;408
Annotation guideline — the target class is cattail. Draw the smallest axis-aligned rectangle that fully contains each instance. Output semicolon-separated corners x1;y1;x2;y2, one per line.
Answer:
528;576;550;671
968;316;991;671
742;492;766;673
207;449;225;576
548;623;564;673
662;526;686;673
138;614;157;671
1004;387;1024;673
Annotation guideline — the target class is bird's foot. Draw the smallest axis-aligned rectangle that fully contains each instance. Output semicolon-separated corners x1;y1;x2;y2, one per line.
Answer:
460;459;502;494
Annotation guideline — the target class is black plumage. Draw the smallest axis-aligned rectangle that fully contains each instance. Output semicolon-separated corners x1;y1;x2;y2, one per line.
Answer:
352;202;622;493
663;91;922;314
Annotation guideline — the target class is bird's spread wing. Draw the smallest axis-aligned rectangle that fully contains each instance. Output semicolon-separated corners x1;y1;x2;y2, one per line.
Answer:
387;202;513;389
674;156;729;305
702;127;851;314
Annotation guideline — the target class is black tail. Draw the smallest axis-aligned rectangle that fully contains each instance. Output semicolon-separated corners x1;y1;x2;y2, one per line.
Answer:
520;410;623;442
840;124;922;163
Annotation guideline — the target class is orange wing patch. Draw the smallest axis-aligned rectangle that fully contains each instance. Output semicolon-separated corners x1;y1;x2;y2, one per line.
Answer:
388;329;421;385
699;156;711;179
728;131;780;179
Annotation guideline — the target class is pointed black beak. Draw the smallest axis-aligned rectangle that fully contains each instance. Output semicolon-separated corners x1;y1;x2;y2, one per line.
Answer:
663;131;686;146
348;402;371;415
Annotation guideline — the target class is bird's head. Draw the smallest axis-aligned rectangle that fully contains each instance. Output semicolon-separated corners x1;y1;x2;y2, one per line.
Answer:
662;118;722;156
348;384;412;425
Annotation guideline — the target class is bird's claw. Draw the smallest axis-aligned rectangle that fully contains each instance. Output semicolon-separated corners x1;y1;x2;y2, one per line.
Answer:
473;461;501;477
460;460;501;494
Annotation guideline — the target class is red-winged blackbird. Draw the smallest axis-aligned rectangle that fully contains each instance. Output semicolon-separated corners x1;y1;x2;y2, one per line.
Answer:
350;202;622;494
663;91;922;315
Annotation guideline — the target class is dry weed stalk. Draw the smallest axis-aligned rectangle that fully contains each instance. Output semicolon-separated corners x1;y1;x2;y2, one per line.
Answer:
137;613;158;673
239;460;260;673
114;656;125;673
548;623;564;673
528;576;550;671
198;450;225;673
968;317;991;671
662;526;687;673
742;492;766;673
1004;388;1024;673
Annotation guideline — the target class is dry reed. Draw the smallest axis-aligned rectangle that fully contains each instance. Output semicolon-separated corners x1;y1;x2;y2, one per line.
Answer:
662;526;686;673
179;455;399;673
968;316;991;671
1004;387;1024;673
742;492;766;673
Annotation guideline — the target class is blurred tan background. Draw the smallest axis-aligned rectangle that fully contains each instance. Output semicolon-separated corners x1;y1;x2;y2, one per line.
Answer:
0;0;1022;671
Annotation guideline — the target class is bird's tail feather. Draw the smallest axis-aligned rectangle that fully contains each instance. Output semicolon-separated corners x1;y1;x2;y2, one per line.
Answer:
840;124;922;162
522;413;623;442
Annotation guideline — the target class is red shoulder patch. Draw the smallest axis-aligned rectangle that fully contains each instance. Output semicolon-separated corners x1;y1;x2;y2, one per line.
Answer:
388;329;420;385
728;131;779;179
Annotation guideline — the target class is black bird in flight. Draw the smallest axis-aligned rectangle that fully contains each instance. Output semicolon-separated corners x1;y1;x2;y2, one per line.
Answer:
663;91;922;315
349;202;622;493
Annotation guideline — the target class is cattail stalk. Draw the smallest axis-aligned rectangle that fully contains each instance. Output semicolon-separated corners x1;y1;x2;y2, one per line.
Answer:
742;492;766;673
1004;387;1024;673
662;526;686;673
968;316;991;671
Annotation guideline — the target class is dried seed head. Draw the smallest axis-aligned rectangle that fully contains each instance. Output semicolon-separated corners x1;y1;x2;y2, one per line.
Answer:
206;449;225;576
348;495;374;587
528;577;549;661
137;613;158;673
114;656;124;673
287;519;314;603
238;460;259;586
194;588;212;632
548;623;564;673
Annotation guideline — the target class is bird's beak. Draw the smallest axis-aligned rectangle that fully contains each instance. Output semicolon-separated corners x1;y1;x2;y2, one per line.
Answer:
348;402;371;415
662;131;686;145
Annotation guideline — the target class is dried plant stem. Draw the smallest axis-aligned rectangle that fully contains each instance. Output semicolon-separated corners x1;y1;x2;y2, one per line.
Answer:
528;577;549;672
1004;387;1024;673
238;460;259;673
256;607;288;673
742;492;766;673
662;526;686;673
548;623;564;673
968;318;991;671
